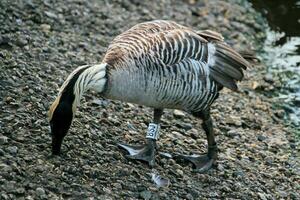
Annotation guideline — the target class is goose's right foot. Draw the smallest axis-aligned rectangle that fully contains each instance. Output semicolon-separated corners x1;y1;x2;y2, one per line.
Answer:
118;139;156;166
119;109;163;167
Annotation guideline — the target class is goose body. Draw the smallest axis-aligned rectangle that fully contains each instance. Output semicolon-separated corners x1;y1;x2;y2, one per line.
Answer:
49;20;252;171
102;20;247;111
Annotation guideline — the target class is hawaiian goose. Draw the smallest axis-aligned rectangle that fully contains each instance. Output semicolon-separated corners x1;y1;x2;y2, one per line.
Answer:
49;20;252;172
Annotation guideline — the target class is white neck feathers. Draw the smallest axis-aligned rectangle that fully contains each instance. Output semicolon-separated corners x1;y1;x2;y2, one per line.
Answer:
73;63;107;107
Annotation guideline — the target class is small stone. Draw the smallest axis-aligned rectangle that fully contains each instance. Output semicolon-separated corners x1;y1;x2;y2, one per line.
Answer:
176;169;184;177
0;148;5;156
7;146;18;154
185;193;194;200
139;190;152;200
290;192;300;199
232;170;244;178
0;136;8;145
274;110;285;118
265;156;274;166
225;116;242;126
178;122;193;130
226;129;239;138
293;96;300;107
257;135;266;141
44;11;58;19
16;37;28;47
25;196;34;200
1;193;9;200
258;192;267;200
29;89;34;94
14;187;25;195
40;24;51;33
0;163;12;172
36;187;45;196
263;74;274;83
173;110;185;118
278;190;288;198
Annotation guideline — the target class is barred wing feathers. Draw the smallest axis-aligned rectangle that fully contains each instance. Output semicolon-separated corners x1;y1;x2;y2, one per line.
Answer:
103;20;250;91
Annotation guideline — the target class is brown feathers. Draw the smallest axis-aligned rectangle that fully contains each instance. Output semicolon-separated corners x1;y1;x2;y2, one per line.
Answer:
103;20;251;92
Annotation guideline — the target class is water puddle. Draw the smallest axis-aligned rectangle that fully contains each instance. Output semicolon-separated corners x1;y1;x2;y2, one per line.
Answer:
249;0;300;130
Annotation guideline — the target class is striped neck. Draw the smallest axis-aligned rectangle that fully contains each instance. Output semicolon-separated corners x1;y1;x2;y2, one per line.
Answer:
72;64;107;110
49;63;107;121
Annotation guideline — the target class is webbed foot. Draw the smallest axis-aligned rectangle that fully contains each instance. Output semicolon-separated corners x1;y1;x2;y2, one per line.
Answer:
118;140;156;166
175;153;216;173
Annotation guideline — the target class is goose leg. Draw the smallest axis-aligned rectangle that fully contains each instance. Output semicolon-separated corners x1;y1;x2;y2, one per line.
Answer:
118;109;163;167
175;109;218;173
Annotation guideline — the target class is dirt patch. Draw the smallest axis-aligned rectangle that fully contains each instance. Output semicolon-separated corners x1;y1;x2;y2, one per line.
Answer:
0;0;298;199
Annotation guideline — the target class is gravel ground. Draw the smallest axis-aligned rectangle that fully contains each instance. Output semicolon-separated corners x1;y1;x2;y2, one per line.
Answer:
0;0;299;199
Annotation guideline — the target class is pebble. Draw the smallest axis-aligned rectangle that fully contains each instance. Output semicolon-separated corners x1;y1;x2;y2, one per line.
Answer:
232;170;245;178
258;192;267;200
185;193;194;200
178;122;193;130
225;116;242;126
44;11;58;19
16;37;28;47
139;190;152;200
14;187;25;195
257;135;266;141
36;187;45;196
173;110;185;118
0;136;8;145
265;156;274;166
263;74;274;83
7;146;18;155
0;148;5;156
40;24;51;33
176;169;184;177
1;193;9;200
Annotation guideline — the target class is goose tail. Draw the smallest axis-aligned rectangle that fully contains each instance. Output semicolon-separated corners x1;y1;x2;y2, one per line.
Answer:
208;42;251;91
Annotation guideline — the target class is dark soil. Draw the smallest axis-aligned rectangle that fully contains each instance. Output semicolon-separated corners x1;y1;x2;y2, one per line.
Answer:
0;0;299;199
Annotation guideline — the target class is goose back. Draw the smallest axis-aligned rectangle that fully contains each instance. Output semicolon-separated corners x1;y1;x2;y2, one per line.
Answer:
102;20;249;112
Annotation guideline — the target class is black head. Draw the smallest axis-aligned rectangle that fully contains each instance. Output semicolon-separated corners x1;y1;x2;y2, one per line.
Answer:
49;65;90;155
49;99;73;155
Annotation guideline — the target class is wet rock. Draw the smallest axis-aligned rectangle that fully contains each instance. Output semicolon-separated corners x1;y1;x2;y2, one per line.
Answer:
0;163;12;173
14;187;26;195
0;148;5;156
232;170;245;178
16;37;28;47
177;122;193;130
0;136;8;145
274;109;285;118
264;156;274;166
139;190;152;200
40;24;51;33
36;187;45;196
225;116;242;126
44;11;58;19
185;193;194;200
263;74;274;83
173;110;185;118
7;146;18;155
0;193;9;200
257;135;266;141
258;192;267;200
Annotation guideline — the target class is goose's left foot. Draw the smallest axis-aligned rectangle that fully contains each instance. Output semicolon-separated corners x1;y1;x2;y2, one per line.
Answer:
176;109;218;173
175;144;217;173
119;108;164;167
118;139;156;166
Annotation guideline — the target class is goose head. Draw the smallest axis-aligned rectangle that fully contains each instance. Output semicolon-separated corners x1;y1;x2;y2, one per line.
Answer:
48;93;74;155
